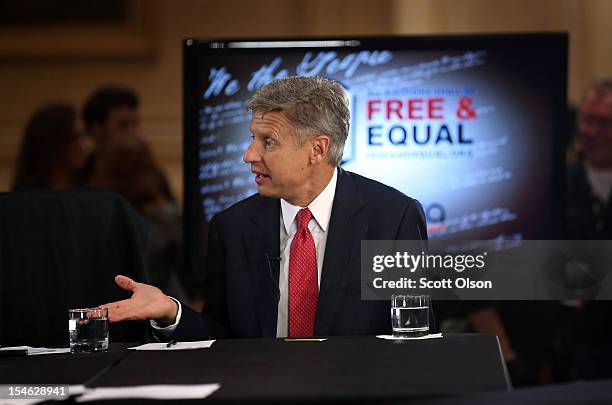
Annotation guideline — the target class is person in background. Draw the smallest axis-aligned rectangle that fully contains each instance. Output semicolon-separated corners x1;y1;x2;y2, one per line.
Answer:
83;85;176;203
567;78;612;238
83;86;142;145
564;78;612;380
87;137;186;302
83;86;188;303
11;103;93;191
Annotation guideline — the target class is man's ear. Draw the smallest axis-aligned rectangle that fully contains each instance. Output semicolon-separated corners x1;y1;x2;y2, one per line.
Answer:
310;135;331;164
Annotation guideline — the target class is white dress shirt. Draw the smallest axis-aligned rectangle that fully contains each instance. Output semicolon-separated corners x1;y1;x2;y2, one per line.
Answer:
152;169;338;338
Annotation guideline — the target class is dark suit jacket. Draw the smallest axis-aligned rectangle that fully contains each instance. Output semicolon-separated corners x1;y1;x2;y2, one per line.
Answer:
174;168;427;339
0;189;149;346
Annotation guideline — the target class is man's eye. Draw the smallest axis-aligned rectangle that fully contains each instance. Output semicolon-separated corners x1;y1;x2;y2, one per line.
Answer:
264;138;275;148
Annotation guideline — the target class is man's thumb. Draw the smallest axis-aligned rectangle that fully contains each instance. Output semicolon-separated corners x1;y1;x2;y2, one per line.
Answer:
115;275;137;292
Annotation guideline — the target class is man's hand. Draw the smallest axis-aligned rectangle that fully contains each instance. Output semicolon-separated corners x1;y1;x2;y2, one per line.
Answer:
101;275;179;324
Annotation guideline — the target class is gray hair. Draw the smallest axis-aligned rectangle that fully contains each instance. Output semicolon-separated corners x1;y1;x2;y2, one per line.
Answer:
247;76;350;166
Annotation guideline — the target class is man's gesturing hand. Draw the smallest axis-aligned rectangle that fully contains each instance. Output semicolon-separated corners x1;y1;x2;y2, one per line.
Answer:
101;275;179;324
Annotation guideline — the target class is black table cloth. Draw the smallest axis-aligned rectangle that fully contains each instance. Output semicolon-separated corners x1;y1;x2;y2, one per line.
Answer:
0;348;128;385
0;334;510;403
92;334;510;402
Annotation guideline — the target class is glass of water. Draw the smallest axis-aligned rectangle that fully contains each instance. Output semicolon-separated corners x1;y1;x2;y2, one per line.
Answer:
68;307;109;353
391;294;430;338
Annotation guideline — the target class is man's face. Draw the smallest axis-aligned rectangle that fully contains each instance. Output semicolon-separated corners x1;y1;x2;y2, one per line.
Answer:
93;105;141;144
243;111;312;201
578;90;612;168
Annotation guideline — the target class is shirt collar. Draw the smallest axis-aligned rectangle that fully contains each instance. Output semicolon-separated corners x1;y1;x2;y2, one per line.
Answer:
280;168;338;233
586;163;612;201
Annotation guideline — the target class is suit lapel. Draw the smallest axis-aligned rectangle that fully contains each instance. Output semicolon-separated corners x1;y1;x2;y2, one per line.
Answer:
316;168;367;335
243;196;280;337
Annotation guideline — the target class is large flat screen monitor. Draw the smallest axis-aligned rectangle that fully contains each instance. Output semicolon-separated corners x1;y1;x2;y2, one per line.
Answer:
183;34;568;277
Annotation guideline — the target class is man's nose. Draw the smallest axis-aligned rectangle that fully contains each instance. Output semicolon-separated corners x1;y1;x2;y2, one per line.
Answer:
243;142;260;163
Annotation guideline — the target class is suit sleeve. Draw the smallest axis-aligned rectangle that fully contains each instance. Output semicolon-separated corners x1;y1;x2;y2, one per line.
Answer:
172;215;230;340
396;198;428;242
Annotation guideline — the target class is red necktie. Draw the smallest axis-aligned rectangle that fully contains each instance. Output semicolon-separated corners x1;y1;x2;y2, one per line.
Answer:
288;208;318;337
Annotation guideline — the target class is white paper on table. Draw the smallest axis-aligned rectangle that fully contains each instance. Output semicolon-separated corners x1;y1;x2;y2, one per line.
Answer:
0;346;70;355
68;385;88;396
28;348;71;355
127;340;215;350
376;333;443;341
75;384;220;402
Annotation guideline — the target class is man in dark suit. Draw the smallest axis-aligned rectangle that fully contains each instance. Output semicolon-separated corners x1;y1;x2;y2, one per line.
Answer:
104;76;427;339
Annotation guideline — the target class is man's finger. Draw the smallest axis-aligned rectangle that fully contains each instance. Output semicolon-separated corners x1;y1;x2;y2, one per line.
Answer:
114;275;137;292
101;299;134;322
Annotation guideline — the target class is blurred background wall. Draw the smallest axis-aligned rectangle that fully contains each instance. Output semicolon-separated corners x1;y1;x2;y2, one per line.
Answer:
0;0;610;200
